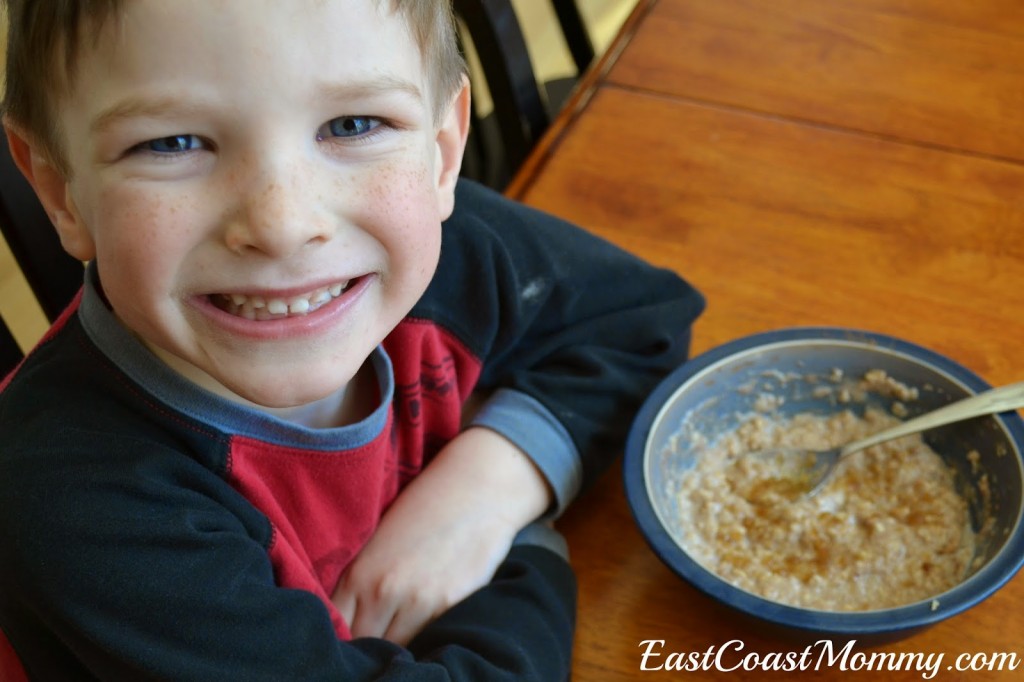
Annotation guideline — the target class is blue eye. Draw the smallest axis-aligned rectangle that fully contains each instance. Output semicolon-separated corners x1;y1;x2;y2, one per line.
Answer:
142;135;203;154
318;116;380;140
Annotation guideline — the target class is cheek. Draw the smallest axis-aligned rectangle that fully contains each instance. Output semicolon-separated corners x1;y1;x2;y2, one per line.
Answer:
389;171;442;274
103;183;188;246
362;162;443;268
84;183;203;293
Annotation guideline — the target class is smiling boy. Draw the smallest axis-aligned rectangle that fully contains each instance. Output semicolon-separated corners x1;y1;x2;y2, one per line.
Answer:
0;0;704;679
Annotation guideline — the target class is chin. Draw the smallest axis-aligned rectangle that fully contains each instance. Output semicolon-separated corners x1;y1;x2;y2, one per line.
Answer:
232;378;347;410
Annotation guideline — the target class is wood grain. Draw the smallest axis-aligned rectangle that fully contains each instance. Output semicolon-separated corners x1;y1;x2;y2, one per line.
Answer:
607;0;1024;163
520;87;1024;381
510;0;1024;679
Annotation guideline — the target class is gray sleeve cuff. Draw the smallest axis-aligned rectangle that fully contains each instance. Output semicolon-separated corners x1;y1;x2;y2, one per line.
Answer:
513;522;570;560
469;388;583;519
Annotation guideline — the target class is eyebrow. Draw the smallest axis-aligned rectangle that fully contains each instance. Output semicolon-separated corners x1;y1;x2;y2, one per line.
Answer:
320;77;425;106
90;97;213;135
90;77;425;135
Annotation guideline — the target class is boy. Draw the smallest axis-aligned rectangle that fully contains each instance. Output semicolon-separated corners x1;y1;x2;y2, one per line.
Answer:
0;0;703;679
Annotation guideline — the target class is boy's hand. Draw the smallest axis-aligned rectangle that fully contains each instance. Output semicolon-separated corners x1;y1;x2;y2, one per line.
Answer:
331;426;552;645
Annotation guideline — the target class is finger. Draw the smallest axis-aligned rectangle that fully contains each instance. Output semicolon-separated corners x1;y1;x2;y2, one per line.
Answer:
382;595;443;647
331;589;356;634
348;593;400;641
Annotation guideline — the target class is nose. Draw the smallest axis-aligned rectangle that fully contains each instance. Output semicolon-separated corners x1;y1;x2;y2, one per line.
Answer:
222;157;333;258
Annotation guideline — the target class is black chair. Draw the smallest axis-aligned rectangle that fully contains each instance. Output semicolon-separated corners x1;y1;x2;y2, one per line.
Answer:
0;317;22;378
0;138;84;376
455;0;595;190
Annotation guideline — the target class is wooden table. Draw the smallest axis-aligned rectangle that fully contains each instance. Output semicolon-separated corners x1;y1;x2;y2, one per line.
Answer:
508;1;1024;679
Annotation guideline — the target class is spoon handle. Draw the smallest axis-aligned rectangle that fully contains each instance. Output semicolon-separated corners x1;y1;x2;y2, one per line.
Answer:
839;380;1024;457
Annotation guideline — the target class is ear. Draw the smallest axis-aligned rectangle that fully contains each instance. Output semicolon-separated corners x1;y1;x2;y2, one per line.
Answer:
3;124;96;261
433;75;471;220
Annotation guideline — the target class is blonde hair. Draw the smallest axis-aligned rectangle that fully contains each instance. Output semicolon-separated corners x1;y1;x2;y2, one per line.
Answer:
2;0;467;174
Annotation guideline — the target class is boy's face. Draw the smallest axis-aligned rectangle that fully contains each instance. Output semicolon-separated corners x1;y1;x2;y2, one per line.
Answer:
22;0;468;408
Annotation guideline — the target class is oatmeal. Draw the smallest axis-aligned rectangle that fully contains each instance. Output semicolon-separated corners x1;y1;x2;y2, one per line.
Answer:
674;406;976;611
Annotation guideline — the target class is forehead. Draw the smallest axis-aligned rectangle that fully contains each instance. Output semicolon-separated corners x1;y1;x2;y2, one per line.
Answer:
69;0;431;103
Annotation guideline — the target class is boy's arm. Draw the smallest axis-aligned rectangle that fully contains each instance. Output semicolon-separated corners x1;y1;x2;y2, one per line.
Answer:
332;426;551;645
0;433;575;681
335;180;704;641
425;180;705;495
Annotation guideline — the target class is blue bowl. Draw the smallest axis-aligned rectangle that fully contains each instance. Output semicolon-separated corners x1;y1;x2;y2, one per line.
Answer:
624;327;1024;641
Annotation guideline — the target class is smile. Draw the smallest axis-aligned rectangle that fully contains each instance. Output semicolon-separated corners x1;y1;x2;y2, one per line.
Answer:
211;280;353;320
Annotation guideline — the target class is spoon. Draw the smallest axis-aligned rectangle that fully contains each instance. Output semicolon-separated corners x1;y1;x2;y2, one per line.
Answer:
754;380;1024;497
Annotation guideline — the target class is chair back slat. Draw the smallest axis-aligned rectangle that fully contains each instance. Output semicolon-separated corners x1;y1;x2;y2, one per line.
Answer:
0;315;22;378
552;0;595;74
455;0;594;189
456;0;549;173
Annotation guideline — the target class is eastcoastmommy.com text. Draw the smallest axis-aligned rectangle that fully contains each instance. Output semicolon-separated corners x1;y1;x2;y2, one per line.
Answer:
639;639;1021;679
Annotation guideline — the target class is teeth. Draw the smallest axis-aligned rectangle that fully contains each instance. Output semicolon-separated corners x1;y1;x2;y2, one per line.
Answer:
287;297;310;314
215;280;352;319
